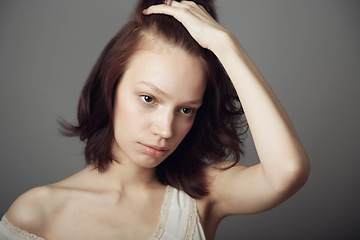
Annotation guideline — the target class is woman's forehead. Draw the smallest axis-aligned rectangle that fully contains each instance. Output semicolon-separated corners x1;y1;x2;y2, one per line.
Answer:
121;46;207;102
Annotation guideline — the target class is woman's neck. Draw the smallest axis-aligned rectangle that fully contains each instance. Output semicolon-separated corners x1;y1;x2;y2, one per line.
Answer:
85;161;161;194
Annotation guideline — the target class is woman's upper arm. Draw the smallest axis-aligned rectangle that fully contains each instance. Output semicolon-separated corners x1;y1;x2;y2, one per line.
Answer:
206;161;308;218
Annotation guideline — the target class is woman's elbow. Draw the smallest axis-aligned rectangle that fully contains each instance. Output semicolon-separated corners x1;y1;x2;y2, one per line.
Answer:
273;152;311;195
284;153;310;193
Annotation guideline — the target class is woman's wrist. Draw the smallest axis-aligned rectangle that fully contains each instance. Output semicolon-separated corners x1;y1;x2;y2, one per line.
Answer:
210;30;239;56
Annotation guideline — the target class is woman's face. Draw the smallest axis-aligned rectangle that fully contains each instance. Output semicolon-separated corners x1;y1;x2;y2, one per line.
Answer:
112;44;206;169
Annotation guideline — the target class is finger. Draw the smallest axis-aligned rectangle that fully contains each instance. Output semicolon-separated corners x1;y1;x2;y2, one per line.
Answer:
179;1;198;7
143;4;174;15
144;1;197;14
164;0;173;6
143;2;192;21
175;1;203;12
144;2;204;19
163;1;190;9
180;1;211;16
172;1;210;19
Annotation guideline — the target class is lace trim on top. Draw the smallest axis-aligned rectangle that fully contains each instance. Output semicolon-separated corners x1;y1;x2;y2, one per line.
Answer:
184;197;199;240
149;185;174;240
1;215;45;240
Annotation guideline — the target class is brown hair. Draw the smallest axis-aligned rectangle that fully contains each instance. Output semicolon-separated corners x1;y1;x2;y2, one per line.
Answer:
60;0;247;199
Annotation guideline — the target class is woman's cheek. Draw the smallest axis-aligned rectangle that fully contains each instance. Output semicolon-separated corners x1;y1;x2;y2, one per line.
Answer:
114;97;141;134
177;120;194;141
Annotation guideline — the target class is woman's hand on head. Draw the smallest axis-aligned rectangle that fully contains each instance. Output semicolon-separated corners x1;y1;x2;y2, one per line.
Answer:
143;0;230;51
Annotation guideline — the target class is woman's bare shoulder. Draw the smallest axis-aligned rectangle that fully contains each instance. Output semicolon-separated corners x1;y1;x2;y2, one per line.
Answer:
5;185;60;233
5;169;89;233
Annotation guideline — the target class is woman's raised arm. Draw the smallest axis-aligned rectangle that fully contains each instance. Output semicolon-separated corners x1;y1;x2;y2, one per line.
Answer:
144;1;310;217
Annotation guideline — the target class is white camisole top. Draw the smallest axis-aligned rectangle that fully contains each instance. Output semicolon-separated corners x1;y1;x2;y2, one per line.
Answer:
0;185;206;240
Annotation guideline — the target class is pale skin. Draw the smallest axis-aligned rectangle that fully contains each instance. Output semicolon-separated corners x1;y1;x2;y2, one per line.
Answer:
6;1;310;240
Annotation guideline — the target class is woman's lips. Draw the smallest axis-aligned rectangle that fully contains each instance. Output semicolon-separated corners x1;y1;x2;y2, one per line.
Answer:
138;143;169;157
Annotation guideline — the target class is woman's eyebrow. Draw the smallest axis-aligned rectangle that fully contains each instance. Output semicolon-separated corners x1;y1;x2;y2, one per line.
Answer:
136;81;203;105
136;81;169;98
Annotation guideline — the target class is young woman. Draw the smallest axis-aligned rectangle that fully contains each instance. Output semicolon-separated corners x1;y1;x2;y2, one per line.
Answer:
0;0;310;239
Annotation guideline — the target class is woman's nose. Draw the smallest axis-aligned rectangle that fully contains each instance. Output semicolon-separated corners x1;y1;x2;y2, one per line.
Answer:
151;109;174;139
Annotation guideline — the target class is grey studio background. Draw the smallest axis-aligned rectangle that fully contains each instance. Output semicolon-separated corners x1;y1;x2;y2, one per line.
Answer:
1;0;359;239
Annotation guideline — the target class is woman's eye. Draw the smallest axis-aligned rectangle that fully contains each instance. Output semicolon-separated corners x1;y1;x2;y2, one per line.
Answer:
140;95;154;103
180;107;195;116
